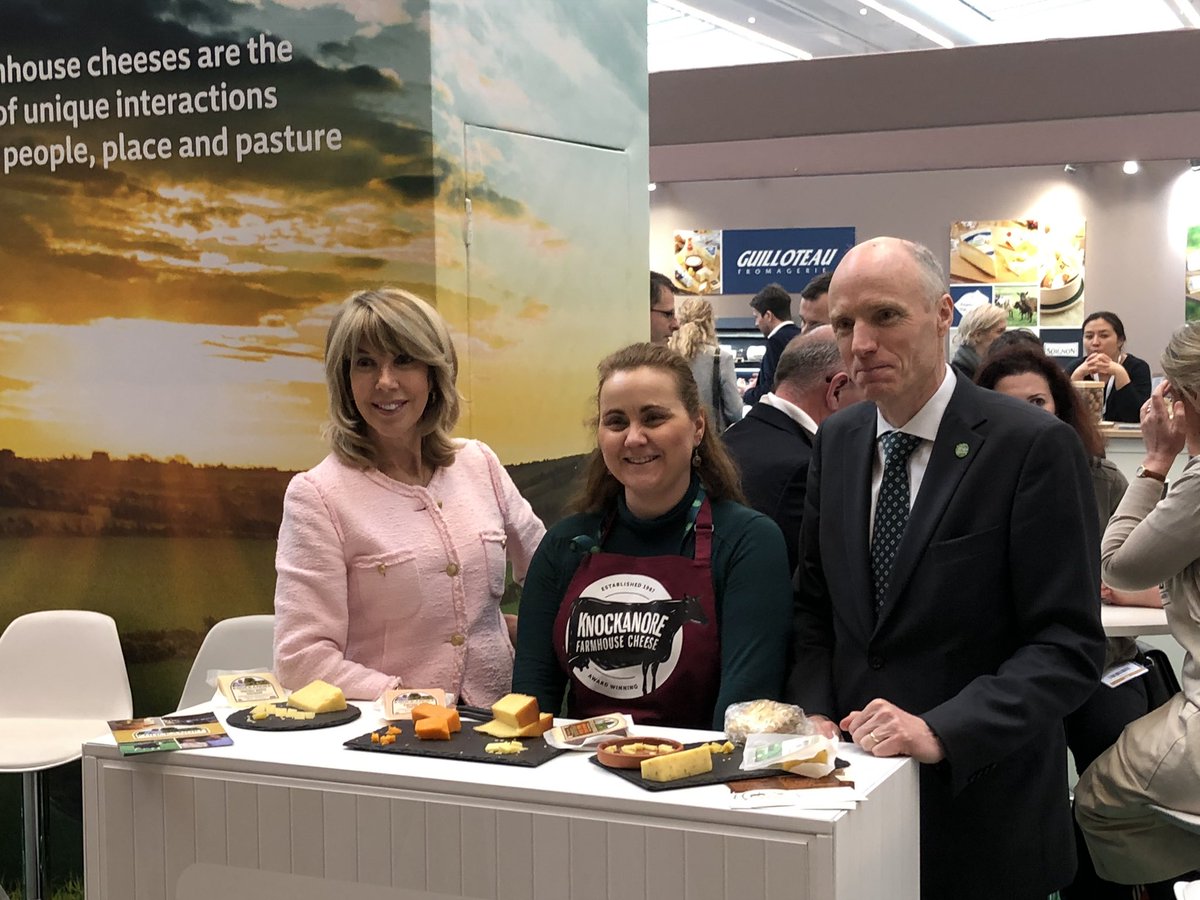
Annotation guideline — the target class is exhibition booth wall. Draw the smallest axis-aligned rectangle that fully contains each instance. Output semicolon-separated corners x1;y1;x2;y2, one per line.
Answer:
648;28;1200;367
651;159;1200;369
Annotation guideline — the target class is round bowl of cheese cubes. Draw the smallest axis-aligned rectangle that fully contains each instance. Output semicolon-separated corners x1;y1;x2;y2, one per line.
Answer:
595;736;684;769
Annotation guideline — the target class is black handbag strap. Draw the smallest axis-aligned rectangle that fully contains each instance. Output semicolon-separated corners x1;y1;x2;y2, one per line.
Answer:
711;346;722;428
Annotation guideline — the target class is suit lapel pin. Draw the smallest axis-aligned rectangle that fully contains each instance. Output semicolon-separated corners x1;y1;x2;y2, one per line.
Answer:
954;442;970;459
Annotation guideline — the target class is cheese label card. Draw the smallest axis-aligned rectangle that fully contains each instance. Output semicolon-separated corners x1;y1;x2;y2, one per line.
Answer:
217;671;286;708
382;687;448;720
108;712;233;755
1102;661;1149;688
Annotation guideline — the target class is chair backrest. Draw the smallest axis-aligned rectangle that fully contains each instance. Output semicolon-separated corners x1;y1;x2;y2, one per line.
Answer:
178;615;275;710
0;610;132;720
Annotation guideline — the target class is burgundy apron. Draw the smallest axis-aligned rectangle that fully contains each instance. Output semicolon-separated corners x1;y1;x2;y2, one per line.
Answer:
553;492;721;729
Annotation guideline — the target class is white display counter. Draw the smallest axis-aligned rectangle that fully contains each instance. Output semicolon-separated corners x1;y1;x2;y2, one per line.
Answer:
1102;604;1170;637
81;706;918;900
1101;427;1190;483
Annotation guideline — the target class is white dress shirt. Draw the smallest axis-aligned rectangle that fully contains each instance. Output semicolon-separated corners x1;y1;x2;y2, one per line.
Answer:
766;320;796;339
759;391;819;436
869;367;957;540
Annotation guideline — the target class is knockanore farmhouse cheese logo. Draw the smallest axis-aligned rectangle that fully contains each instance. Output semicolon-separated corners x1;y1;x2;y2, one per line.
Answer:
566;574;706;699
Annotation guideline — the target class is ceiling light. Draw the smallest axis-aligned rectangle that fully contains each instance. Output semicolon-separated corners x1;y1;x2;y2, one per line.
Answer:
1123;160;1140;175
859;7;868;14
747;16;755;24
1190;159;1200;172
1175;0;1200;28
648;182;657;191
857;0;954;49
1063;164;1077;174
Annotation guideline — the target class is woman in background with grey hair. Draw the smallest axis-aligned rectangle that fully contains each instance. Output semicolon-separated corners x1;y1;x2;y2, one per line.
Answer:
1074;321;1200;889
950;303;1007;382
669;295;744;431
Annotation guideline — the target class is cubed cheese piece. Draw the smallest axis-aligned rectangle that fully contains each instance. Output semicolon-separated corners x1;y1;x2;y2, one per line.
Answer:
410;704;461;733
415;716;451;740
640;744;713;782
286;680;346;714
473;712;553;739
491;693;539;729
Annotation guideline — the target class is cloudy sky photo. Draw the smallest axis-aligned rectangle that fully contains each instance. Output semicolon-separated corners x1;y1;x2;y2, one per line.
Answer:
0;0;646;468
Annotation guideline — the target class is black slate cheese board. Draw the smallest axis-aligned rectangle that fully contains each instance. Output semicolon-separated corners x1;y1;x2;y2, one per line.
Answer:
589;741;849;792
344;723;567;768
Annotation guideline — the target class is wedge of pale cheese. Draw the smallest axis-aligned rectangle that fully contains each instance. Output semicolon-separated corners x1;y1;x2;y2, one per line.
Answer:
286;679;347;714
640;744;713;782
473;712;553;739
491;693;540;728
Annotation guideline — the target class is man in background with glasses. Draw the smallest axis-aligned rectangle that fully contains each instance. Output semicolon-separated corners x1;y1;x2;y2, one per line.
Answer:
649;271;679;345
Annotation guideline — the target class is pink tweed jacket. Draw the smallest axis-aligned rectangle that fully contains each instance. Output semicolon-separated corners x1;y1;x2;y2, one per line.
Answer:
273;439;546;704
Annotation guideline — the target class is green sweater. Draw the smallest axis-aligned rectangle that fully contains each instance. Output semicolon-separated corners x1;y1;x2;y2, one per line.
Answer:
512;478;793;730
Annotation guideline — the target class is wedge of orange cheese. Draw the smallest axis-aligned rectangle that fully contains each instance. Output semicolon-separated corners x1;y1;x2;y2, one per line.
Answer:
411;703;461;740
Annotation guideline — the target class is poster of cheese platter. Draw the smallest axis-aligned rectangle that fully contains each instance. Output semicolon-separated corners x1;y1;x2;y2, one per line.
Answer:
671;229;722;294
949;219;1087;327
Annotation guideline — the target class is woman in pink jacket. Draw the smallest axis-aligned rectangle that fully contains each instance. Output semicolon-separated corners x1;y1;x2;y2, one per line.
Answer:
273;288;546;705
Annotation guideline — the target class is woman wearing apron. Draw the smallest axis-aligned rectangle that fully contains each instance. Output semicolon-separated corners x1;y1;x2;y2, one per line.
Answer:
513;343;792;730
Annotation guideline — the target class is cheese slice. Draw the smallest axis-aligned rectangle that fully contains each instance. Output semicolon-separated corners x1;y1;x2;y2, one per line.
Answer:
640;744;713;782
286;679;347;714
473;712;553;739
491;693;540;728
957;230;999;278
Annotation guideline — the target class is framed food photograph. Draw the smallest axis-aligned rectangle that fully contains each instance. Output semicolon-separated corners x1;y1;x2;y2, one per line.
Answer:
671;229;722;294
949;219;1087;328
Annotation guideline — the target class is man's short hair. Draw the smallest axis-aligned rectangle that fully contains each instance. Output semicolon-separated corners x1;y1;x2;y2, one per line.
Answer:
774;335;842;392
749;283;792;319
800;272;832;301
650;271;675;308
898;240;948;308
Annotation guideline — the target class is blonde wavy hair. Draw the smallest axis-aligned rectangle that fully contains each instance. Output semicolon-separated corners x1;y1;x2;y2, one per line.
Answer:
1161;321;1200;407
668;295;718;361
955;303;1006;349
323;288;461;470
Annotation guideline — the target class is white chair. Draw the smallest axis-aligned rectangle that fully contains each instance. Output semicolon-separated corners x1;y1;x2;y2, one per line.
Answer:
177;614;275;710
0;610;132;900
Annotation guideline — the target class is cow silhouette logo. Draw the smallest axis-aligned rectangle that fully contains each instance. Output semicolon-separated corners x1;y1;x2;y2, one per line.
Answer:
565;573;708;699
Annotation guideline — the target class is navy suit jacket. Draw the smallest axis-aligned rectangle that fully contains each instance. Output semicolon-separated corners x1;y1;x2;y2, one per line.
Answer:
743;322;801;404
723;402;813;575
788;376;1105;899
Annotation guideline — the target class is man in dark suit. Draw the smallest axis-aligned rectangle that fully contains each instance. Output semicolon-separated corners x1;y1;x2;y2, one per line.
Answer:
788;237;1105;900
742;283;801;404
725;328;860;573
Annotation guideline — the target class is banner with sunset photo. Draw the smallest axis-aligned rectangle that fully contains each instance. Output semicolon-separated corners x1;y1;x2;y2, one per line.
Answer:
0;0;648;889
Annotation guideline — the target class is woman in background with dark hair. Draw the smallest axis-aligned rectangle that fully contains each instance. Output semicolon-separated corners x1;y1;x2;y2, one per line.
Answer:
513;342;791;729
976;348;1162;899
1070;311;1152;423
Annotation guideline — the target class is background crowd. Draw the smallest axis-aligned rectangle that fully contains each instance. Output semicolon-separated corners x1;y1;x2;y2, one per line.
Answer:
273;242;1199;900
